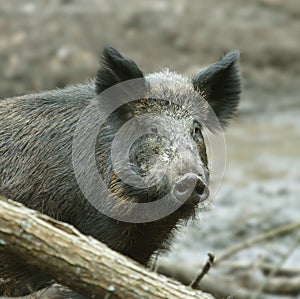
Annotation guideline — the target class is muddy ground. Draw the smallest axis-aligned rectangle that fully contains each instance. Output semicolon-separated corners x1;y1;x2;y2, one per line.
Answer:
0;1;300;298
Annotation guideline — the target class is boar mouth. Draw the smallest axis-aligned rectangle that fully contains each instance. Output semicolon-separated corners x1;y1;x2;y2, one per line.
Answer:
173;173;210;206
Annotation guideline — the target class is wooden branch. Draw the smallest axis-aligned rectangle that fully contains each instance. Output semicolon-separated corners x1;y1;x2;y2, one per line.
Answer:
157;260;273;299
0;196;214;299
158;259;300;298
190;253;215;289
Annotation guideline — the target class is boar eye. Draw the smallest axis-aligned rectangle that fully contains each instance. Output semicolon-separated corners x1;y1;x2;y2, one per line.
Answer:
192;122;203;143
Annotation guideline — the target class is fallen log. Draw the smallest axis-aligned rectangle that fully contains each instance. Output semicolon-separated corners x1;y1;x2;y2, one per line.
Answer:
0;196;214;299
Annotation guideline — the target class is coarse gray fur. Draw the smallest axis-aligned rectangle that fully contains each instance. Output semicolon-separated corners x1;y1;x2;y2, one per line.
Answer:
0;47;241;297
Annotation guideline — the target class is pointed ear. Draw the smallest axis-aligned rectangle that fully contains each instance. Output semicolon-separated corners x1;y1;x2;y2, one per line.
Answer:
96;47;144;94
192;51;241;127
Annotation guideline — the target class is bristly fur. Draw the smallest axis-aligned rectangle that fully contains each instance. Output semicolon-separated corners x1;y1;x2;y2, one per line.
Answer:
0;47;241;298
96;46;144;94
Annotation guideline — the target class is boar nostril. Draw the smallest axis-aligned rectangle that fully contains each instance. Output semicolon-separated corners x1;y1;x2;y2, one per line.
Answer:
195;179;205;194
200;186;210;202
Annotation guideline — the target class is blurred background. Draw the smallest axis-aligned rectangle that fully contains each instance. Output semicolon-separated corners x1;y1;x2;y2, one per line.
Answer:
0;0;299;298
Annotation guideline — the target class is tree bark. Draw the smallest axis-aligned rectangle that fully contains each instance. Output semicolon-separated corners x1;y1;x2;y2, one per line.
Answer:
0;196;214;299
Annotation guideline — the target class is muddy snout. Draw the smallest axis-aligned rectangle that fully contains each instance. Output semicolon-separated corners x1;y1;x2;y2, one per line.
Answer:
173;173;209;205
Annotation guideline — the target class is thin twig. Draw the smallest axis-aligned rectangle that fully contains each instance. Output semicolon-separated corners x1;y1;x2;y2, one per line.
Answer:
218;261;300;276
190;253;215;289
215;222;300;265
149;251;159;272
251;233;300;299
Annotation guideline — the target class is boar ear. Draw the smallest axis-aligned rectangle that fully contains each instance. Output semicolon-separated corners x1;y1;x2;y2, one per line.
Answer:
96;47;144;94
192;51;241;127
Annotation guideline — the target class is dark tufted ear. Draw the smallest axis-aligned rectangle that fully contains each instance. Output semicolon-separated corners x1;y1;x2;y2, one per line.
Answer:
95;47;144;94
192;51;241;128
